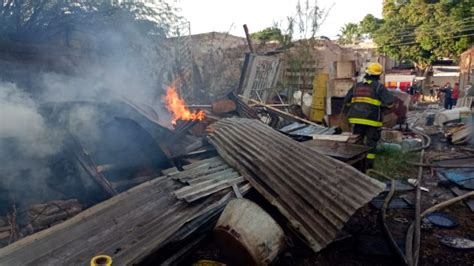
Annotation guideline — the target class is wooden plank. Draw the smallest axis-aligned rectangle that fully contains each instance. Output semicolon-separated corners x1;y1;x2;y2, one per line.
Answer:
0;176;170;265
73;148;118;196
0;158;244;265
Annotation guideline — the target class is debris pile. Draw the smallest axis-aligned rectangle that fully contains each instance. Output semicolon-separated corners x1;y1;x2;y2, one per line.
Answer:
24;199;82;235
1;36;473;266
208;118;385;252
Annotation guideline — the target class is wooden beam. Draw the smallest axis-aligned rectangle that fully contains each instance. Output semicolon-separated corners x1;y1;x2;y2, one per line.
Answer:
71;139;118;196
243;24;255;53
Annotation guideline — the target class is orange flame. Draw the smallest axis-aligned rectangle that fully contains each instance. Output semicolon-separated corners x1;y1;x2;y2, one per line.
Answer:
164;85;205;125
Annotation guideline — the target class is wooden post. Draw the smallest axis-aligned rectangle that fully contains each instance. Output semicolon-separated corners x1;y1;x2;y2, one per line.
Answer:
243;24;255;54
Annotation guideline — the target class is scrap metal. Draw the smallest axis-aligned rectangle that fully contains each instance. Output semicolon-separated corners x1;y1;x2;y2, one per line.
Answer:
280;122;336;136
227;93;259;119
208;118;385;252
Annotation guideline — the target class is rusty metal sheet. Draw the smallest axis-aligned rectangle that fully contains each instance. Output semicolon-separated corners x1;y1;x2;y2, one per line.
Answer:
208;118;385;252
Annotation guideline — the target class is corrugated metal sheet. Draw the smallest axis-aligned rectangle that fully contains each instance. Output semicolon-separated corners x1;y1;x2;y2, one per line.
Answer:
208;118;385;252
279;122;336;136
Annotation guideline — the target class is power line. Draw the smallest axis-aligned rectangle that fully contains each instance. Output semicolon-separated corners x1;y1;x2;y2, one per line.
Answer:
389;25;474;39
391;16;474;31
377;17;474;36
385;26;474;46
387;18;474;38
384;32;474;47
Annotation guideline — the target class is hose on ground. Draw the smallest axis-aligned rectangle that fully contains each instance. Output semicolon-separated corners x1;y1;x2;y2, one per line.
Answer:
367;170;408;265
407;127;431;152
405;125;430;266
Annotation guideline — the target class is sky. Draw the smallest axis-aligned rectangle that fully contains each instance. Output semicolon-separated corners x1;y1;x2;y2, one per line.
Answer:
178;0;383;40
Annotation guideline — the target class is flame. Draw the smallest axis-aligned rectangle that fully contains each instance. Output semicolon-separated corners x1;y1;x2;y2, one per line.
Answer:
164;85;205;125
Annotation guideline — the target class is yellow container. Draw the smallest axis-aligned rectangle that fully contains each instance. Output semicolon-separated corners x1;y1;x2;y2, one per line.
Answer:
313;97;325;109
311;108;325;122
313;74;329;97
313;73;329;86
192;260;226;266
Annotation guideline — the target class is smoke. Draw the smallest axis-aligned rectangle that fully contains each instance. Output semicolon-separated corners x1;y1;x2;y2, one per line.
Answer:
0;82;66;213
0;2;182;217
0;82;62;158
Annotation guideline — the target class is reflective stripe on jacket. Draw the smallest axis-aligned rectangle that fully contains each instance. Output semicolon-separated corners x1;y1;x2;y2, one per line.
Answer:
343;79;394;127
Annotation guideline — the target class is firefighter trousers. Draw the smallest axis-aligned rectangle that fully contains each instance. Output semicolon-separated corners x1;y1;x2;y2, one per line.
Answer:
352;124;381;169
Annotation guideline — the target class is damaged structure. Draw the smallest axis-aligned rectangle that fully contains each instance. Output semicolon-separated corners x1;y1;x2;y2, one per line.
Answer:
1;2;473;264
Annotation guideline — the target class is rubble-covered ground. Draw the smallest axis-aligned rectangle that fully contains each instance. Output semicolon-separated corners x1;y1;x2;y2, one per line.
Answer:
177;105;474;266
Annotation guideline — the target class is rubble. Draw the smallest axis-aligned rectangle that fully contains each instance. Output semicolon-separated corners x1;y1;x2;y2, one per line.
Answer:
0;159;251;265
0;11;473;266
25;199;82;234
208;118;385;252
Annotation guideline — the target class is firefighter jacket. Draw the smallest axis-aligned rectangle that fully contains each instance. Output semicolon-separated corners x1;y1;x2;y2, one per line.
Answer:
343;79;394;127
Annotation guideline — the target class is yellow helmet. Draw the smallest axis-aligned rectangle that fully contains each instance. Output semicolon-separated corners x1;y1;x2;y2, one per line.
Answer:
365;62;383;75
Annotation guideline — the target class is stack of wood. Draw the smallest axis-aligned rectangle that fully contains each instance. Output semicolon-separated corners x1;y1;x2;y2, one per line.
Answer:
446;124;472;145
0;216;12;247
0;206;20;248
24;199;82;235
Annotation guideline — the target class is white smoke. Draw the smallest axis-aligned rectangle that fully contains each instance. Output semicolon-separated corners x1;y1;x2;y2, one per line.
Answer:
0;82;62;158
0;9;179;215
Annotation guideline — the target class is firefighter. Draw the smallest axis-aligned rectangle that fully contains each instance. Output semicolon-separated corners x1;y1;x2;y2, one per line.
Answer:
343;62;394;170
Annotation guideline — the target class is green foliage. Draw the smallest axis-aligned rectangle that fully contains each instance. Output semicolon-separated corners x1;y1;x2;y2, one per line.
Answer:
251;27;290;44
363;0;474;71
359;14;383;39
374;150;419;179
337;23;362;45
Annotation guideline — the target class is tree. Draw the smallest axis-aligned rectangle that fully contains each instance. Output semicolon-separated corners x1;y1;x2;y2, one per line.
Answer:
359;14;383;39
361;0;474;81
288;0;331;106
337;23;362;45
251;27;288;44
